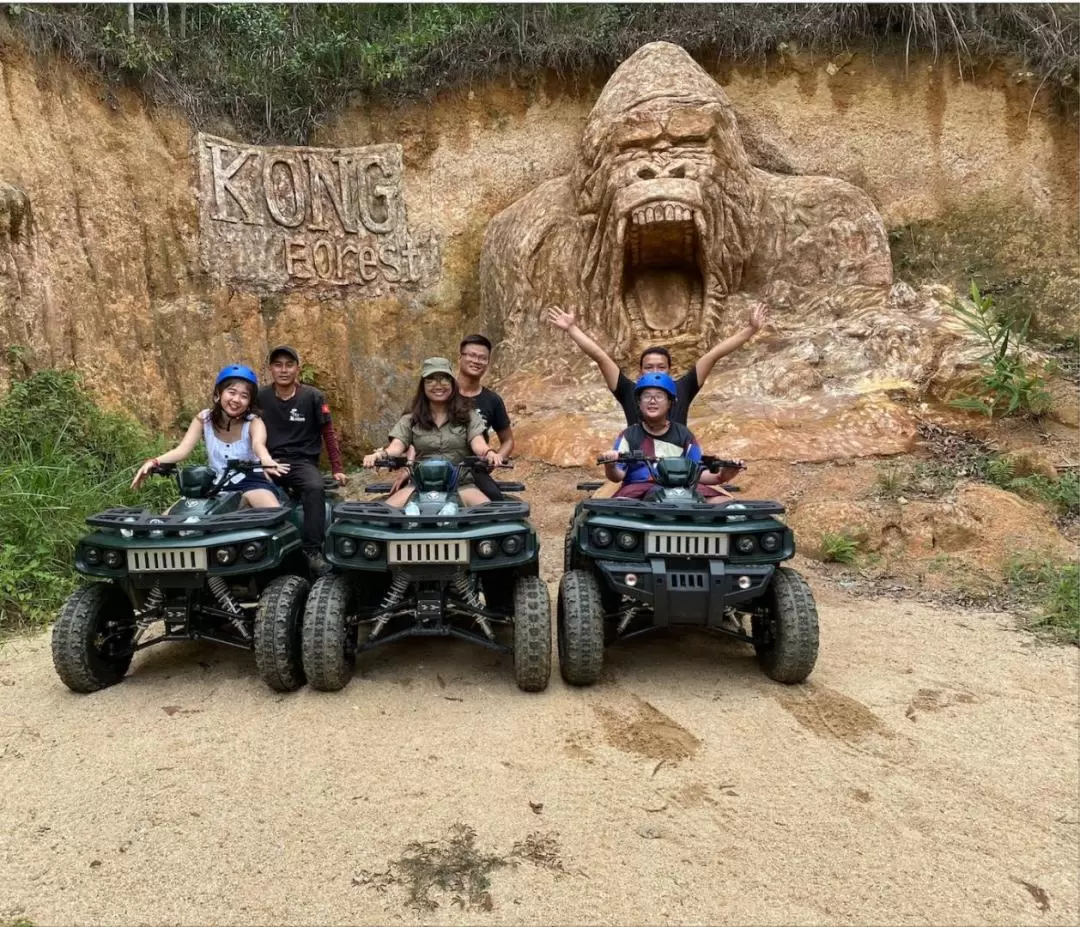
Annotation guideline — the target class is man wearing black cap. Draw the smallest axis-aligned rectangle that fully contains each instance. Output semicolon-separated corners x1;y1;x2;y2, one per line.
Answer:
258;345;346;575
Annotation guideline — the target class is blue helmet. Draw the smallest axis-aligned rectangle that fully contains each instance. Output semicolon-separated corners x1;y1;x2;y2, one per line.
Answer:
214;364;259;390
634;372;677;400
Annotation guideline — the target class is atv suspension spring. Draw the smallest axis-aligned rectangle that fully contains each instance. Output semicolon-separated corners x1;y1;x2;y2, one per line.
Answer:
207;575;251;641
452;575;493;640
137;583;165;624
130;583;166;648
371;573;410;639
617;605;639;635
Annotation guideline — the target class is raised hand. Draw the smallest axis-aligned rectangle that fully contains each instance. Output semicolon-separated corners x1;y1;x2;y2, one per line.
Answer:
749;302;770;331
546;305;576;331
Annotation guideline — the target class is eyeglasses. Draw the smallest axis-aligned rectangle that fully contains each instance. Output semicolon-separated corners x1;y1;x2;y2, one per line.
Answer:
460;352;490;363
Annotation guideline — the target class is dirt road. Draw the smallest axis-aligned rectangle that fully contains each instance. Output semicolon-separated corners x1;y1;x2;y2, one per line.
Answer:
1;586;1076;925
1;465;1077;925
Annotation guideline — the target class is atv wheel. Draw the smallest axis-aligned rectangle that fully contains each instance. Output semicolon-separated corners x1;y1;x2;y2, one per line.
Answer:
512;575;551;692
558;570;605;686
753;567;819;684
254;574;310;692
52;584;136;693
302;575;358;691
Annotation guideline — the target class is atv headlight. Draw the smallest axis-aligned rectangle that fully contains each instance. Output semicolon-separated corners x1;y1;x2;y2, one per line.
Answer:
735;536;756;554
616;531;639;551
103;549;122;568
337;538;358;558
501;535;523;556
591;528;613;548
476;539;497;559
84;546;102;565
241;540;266;561
361;541;381;560
760;532;780;553
214;546;237;565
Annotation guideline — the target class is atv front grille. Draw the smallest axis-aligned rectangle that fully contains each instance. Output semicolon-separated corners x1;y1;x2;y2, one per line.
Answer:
668;571;706;589
388;540;469;565
646;532;729;558
127;547;208;572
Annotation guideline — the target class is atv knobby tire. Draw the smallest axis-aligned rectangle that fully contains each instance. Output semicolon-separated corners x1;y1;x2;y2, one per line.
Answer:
302;574;358;691
512;575;551;692
52;583;136;693
254;574;309;692
754;567;819;684
558;570;605;686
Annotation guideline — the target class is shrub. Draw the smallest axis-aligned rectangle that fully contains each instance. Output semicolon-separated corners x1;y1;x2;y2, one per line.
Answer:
1006;554;1080;639
0;370;174;631
949;281;1052;418
820;530;860;564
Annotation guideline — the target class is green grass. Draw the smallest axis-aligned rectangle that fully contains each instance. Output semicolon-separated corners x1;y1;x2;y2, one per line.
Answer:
820;530;861;564
6;3;1077;143
0;369;175;631
1005;554;1080;639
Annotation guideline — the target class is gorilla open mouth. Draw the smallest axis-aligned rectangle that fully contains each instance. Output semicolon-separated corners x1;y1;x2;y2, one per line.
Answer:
621;199;705;337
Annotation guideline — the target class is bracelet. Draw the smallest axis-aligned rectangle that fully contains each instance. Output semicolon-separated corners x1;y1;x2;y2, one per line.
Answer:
148;457;159;468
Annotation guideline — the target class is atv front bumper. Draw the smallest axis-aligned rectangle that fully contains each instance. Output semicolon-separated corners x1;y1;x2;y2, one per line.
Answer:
596;559;775;629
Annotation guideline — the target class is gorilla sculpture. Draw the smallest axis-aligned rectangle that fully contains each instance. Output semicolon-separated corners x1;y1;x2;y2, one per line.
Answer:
480;42;893;366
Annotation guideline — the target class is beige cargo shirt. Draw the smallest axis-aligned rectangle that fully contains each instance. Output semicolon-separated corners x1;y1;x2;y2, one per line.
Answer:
389;410;486;466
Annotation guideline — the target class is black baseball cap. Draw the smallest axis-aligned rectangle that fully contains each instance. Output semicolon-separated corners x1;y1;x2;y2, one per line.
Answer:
268;345;300;364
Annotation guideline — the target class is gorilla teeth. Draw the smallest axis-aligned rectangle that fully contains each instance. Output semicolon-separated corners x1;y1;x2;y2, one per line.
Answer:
629;201;698;226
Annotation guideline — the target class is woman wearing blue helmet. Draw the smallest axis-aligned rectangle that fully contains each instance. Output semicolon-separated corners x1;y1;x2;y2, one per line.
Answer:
598;372;741;503
131;365;288;508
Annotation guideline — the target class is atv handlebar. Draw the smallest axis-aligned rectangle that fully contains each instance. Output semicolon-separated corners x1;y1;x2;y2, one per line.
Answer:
370;455;513;473
595;451;745;473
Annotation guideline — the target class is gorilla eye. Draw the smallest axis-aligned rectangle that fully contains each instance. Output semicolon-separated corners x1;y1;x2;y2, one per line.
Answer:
637;166;657;180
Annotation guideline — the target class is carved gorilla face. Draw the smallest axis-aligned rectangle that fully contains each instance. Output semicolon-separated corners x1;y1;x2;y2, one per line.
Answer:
577;96;759;347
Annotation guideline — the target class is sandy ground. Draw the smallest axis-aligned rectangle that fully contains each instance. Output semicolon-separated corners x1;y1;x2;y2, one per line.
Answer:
1;468;1078;926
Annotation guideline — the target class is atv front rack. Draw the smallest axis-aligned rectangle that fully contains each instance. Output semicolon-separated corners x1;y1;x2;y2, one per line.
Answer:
86;506;290;536
333;498;529;528
582;498;785;524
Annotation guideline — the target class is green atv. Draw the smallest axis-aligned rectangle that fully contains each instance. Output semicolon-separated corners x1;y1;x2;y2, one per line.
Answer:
302;456;551;693
51;462;333;694
560;451;819;686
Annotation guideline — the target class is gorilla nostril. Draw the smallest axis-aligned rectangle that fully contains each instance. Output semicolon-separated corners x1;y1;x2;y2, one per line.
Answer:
668;165;686;178
637;166;657;180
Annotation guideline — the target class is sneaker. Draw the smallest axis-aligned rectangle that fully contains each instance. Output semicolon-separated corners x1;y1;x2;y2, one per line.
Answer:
305;550;332;577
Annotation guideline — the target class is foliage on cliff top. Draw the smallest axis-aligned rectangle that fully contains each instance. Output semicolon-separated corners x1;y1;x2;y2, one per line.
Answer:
4;3;1078;142
0;368;173;630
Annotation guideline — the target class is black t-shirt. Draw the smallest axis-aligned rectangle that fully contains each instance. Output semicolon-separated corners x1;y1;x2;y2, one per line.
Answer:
466;387;511;438
613;370;700;426
257;384;332;462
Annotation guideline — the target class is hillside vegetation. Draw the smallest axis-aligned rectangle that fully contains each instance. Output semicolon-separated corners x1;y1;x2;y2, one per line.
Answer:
4;3;1078;142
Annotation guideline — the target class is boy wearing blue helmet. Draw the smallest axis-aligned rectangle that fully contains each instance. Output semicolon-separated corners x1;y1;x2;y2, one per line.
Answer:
598;372;741;503
547;302;769;426
131;365;287;509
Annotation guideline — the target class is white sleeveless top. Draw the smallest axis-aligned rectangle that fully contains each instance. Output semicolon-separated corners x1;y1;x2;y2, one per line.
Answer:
200;410;259;473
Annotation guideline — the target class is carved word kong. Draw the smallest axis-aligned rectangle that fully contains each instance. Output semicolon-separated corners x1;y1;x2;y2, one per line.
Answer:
197;134;440;292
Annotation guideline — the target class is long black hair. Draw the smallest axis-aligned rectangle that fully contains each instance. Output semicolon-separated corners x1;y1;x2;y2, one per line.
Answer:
210;377;260;431
407;375;472;429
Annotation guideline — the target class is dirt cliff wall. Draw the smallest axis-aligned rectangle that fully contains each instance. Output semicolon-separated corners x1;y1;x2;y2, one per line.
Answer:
0;41;1075;454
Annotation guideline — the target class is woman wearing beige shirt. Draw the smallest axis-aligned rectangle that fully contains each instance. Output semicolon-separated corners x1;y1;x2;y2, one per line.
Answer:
363;357;502;508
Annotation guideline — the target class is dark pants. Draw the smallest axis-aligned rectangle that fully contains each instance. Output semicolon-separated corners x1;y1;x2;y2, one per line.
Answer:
272;459;326;550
